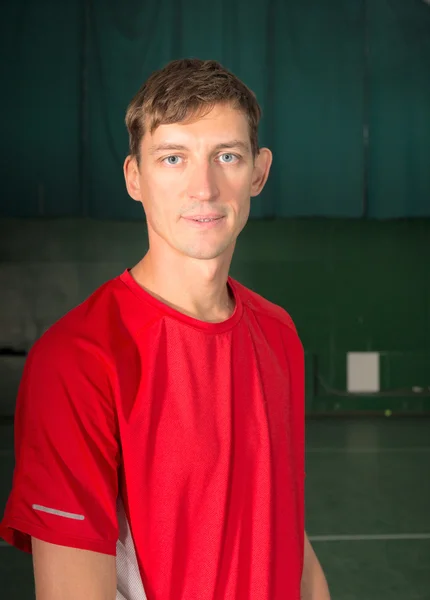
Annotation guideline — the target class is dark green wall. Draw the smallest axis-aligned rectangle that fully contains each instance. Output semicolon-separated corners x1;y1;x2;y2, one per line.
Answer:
230;219;430;406
2;0;430;219
1;217;429;414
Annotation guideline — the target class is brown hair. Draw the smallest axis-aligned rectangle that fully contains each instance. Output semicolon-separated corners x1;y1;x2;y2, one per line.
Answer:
125;58;261;162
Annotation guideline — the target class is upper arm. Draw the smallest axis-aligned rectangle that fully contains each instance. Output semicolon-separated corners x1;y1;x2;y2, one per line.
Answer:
32;537;116;600
0;329;120;555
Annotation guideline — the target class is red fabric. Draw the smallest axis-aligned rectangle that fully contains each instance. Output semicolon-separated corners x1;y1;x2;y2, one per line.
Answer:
0;270;305;599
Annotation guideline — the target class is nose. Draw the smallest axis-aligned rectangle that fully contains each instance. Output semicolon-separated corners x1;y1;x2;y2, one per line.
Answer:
186;162;220;202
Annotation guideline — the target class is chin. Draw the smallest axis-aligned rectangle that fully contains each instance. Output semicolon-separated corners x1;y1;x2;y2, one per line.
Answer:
179;241;233;261
183;249;227;261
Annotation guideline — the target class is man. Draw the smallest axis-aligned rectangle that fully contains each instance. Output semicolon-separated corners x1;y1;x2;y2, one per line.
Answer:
0;59;330;599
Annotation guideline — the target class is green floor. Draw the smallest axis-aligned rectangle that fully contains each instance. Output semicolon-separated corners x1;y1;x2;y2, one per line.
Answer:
1;417;429;599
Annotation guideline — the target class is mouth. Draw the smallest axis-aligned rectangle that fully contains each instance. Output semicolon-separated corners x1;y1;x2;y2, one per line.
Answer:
191;217;222;223
182;215;226;228
184;215;224;222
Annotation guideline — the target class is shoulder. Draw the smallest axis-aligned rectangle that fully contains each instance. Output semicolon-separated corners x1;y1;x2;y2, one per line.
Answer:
15;277;145;428
27;271;153;371
230;277;298;335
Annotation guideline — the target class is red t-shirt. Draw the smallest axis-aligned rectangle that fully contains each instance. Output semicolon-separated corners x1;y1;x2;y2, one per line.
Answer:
0;270;305;600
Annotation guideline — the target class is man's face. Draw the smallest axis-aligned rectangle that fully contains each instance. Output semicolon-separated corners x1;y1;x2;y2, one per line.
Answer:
125;103;271;261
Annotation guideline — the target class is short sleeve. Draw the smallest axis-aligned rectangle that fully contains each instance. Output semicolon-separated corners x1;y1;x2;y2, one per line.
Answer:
0;326;120;555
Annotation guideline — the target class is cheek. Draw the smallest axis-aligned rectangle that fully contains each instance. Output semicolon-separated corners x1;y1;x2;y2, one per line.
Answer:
231;174;252;223
227;175;253;211
237;199;251;228
140;175;174;214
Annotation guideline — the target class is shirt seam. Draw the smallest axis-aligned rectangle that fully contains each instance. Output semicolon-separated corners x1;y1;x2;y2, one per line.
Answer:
120;275;244;335
161;310;244;334
242;300;297;333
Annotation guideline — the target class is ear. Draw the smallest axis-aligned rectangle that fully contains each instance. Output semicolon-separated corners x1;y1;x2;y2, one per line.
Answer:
250;148;273;197
123;155;142;201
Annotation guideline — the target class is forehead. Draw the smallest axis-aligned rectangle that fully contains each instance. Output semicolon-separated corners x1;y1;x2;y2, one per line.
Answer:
142;104;250;150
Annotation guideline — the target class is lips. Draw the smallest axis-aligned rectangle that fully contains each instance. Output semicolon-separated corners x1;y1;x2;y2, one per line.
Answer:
183;215;224;222
191;217;222;222
182;214;225;228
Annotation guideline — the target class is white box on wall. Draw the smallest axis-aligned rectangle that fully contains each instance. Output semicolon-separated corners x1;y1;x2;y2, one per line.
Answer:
347;352;380;393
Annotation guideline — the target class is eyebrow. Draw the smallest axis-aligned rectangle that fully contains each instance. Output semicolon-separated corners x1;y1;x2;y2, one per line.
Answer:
148;140;251;155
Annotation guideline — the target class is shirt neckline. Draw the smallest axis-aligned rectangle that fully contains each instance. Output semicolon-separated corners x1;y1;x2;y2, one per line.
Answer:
119;269;243;334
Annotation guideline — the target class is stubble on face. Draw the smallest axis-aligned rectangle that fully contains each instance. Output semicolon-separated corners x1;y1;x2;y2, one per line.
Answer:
137;104;256;262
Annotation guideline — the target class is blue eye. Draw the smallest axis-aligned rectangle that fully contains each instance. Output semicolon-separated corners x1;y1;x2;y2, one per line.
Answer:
219;153;238;164
163;156;182;165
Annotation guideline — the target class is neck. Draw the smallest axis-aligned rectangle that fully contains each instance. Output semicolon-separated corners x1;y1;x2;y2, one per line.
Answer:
131;245;236;323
